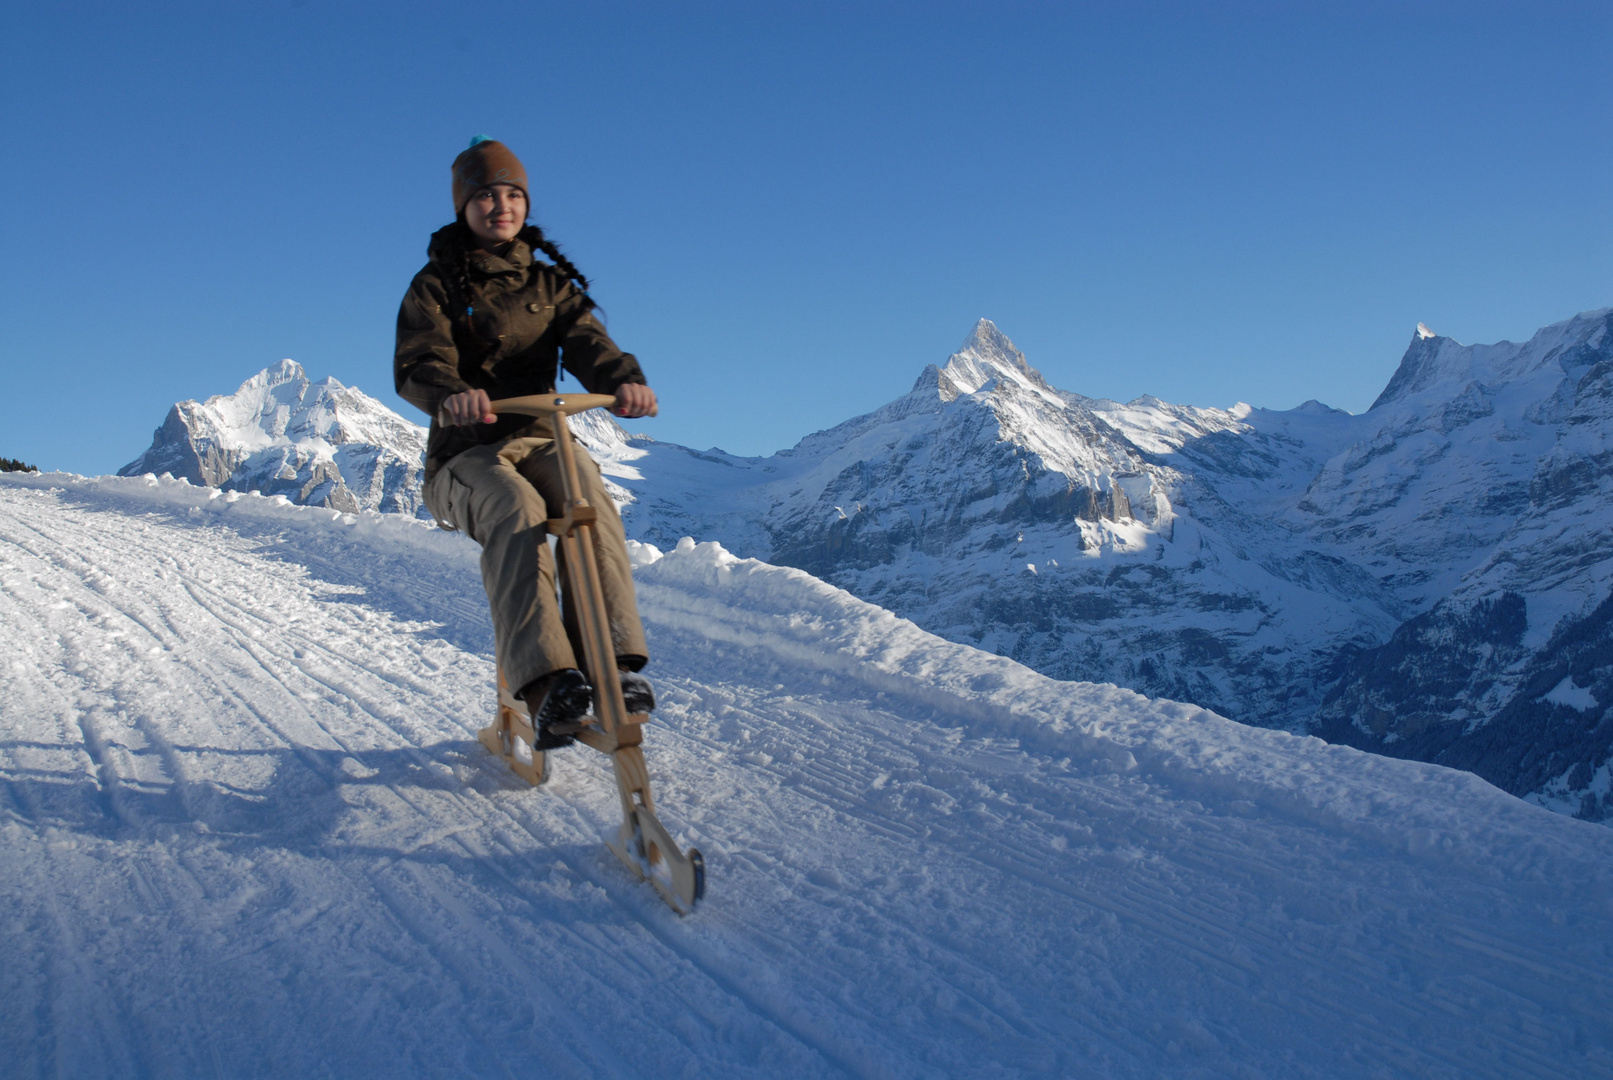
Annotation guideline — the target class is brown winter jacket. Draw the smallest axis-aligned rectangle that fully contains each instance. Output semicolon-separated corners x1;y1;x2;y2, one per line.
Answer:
394;222;646;476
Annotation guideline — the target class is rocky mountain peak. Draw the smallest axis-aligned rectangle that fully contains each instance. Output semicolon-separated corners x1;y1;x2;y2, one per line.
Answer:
1370;328;1458;410
934;319;1059;402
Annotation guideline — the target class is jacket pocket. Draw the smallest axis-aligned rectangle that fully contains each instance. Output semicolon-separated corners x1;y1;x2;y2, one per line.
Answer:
423;468;474;533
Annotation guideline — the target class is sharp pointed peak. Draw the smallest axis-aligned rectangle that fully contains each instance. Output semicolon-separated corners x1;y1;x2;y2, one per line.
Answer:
960;318;1031;365
935;319;1057;400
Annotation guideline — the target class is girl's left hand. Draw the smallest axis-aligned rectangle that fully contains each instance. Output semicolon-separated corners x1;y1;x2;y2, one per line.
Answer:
614;384;658;419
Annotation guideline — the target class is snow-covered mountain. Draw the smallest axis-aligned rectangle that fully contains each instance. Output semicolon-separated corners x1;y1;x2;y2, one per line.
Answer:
119;359;429;517
606;319;1397;727
1309;311;1613;817
593;311;1613;822
3;470;1610;1077
116;310;1613;822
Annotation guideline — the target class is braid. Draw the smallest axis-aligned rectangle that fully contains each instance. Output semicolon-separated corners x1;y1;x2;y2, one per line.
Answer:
452;257;475;320
522;224;592;297
438;222;478;323
520;224;598;389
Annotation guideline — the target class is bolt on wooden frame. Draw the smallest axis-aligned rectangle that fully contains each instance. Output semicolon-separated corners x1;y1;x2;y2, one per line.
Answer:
452;392;705;916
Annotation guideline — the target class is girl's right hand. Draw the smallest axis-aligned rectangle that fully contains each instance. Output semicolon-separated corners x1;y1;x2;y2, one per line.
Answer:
441;389;497;426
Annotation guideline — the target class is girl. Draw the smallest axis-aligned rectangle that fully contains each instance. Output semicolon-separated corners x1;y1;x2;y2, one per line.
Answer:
394;137;656;746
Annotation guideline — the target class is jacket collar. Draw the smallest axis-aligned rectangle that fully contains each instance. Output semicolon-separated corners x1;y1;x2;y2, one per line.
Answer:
428;222;536;278
468;239;531;276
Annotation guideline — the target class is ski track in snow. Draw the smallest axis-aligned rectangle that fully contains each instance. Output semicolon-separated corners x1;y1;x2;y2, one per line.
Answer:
2;473;1612;1080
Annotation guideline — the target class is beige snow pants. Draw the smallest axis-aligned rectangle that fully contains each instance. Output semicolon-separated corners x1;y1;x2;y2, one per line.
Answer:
422;435;648;694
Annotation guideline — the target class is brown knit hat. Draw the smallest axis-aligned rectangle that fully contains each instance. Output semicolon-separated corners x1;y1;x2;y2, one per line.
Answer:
451;136;529;215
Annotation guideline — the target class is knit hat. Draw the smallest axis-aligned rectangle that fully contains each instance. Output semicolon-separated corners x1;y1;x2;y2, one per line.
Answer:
451;136;529;215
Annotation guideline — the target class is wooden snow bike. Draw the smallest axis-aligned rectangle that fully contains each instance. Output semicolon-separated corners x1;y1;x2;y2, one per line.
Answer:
454;392;705;916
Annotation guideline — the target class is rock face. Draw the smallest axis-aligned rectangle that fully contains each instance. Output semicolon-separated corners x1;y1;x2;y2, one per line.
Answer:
592;312;1613;822
120;360;430;517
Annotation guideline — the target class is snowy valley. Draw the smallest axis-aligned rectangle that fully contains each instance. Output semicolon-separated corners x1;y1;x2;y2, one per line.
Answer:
2;472;1610;1077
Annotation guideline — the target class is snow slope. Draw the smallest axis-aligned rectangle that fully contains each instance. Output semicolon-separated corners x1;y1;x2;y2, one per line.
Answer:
3;472;1611;1079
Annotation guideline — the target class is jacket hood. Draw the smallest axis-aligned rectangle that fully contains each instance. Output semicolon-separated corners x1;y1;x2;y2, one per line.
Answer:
426;222;474;268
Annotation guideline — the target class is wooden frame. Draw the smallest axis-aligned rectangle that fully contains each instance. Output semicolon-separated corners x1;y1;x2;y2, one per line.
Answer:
466;393;705;915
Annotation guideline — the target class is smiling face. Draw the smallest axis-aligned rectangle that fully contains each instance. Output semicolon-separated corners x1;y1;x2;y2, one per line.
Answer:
462;183;528;248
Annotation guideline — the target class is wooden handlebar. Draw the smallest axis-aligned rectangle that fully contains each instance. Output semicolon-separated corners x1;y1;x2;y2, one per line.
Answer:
493;393;620;418
437;392;658;427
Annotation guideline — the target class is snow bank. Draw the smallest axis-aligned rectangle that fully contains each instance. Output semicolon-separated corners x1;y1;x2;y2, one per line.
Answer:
3;471;1611;1079
636;535;1605;876
8;467;471;558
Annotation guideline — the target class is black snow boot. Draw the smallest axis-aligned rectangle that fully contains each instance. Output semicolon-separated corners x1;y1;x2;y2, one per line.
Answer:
519;669;593;749
620;670;656;715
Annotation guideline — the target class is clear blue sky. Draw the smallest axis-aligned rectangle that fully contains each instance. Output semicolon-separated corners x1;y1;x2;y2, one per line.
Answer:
3;1;1609;473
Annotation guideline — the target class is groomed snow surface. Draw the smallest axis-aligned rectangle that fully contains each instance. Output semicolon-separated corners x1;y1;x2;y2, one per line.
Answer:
3;473;1611;1080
